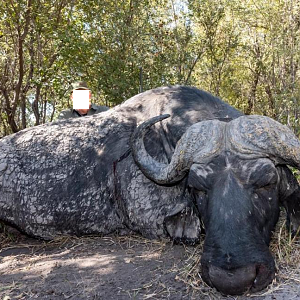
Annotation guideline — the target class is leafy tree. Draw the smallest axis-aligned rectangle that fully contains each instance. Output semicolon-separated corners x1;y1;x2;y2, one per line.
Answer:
1;0;300;138
0;0;75;136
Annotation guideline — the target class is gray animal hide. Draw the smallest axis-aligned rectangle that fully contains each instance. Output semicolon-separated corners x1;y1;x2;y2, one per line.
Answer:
0;86;242;239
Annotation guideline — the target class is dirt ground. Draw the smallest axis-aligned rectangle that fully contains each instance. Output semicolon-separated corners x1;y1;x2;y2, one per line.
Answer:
0;220;299;300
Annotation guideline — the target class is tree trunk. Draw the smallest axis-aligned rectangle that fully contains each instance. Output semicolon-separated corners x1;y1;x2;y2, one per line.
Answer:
33;85;41;125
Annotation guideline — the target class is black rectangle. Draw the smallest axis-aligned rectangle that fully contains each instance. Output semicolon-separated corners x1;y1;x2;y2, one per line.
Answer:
73;90;90;109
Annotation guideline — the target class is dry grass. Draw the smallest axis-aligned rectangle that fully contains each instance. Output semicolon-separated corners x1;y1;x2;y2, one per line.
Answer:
0;212;299;299
170;213;300;298
269;215;300;292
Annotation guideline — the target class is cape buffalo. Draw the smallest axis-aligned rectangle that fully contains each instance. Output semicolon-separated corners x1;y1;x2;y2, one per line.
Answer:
0;86;299;295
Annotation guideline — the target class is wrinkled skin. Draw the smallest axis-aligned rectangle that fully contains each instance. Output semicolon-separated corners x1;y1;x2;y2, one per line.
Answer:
1;86;300;296
0;86;241;239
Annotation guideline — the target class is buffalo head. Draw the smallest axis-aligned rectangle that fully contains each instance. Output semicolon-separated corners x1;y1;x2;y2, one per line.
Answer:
131;114;300;295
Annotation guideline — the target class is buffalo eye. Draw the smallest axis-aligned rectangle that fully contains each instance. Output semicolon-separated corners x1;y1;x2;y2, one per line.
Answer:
190;187;208;209
188;185;207;198
254;175;278;192
188;168;211;191
249;163;278;190
192;188;207;199
252;172;278;211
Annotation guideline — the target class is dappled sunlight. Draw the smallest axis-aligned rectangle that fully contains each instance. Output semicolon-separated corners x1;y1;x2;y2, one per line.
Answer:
0;235;185;299
134;252;161;261
0;231;300;299
74;255;116;270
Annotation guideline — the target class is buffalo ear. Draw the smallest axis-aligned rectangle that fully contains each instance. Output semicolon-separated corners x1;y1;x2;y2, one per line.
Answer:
277;166;300;237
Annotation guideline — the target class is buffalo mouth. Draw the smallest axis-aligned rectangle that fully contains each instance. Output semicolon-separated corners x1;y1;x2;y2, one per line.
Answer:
201;262;275;295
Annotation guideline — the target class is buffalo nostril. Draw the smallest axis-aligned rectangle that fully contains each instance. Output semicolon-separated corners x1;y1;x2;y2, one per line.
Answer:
208;264;257;295
250;264;275;293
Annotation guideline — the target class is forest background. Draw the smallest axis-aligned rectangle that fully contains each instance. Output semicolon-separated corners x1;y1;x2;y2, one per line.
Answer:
1;0;300;138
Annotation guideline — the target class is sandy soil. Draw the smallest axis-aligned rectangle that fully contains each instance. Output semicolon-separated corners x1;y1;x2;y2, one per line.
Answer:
0;225;299;300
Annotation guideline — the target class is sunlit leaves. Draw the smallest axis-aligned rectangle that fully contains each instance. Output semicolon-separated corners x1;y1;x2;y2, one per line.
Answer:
1;0;300;137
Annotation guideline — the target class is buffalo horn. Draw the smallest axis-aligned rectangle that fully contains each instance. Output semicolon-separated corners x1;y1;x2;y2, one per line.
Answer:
131;115;224;184
228;115;300;168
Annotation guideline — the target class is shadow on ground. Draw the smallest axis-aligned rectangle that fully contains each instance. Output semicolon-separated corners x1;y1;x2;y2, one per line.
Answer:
0;222;299;300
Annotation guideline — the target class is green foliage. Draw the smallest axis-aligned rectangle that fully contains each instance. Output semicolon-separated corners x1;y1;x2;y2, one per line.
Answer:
1;0;300;136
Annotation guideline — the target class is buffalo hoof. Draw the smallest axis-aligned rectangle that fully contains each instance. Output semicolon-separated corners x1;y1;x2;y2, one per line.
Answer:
164;206;201;245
